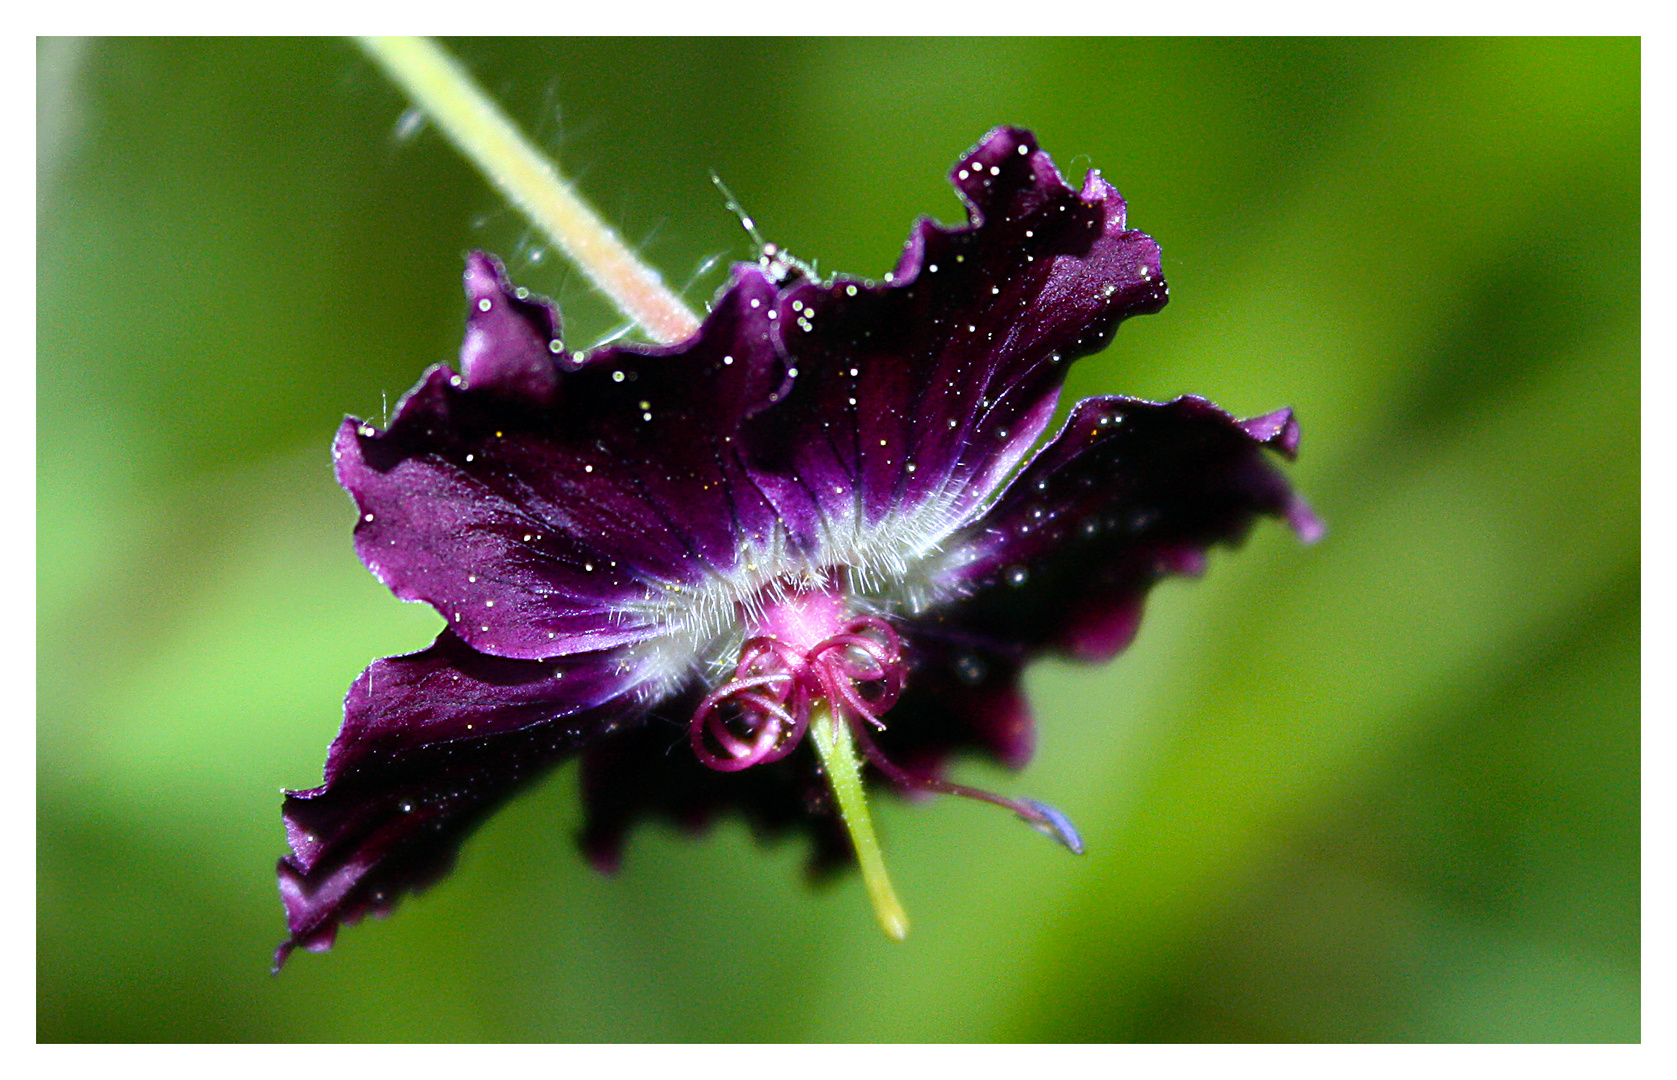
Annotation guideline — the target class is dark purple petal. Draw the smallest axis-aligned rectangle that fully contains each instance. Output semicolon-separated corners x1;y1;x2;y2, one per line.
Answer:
918;395;1318;665
336;262;787;660
744;126;1167;550
274;631;645;969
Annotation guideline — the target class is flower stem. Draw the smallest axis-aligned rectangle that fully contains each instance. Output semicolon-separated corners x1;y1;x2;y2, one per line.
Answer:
807;702;910;942
356;36;702;345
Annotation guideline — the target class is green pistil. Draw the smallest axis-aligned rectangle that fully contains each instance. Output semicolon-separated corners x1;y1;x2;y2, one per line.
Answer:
807;701;910;942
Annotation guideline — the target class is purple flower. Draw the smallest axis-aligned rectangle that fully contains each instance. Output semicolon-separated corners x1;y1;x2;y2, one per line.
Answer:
275;126;1319;968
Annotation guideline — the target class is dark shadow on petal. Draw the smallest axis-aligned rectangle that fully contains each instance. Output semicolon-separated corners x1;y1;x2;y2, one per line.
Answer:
578;709;853;880
875;646;1035;779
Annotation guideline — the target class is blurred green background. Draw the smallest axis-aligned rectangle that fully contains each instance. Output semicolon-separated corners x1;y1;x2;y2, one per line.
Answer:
37;38;1638;1041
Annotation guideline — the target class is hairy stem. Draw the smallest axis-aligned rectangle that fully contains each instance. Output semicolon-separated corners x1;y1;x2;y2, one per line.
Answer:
357;36;701;344
807;702;910;942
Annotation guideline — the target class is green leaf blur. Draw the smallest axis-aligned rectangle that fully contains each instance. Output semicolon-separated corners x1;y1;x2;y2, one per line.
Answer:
36;37;1638;1042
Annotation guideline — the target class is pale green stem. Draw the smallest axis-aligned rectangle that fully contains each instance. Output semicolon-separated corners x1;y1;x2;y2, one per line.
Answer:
807;702;910;941
356;36;702;345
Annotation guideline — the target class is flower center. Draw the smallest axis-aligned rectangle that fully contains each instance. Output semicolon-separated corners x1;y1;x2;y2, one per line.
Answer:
688;581;904;773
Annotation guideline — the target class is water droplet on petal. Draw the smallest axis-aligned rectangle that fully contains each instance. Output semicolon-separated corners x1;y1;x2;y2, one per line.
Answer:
954;654;986;685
